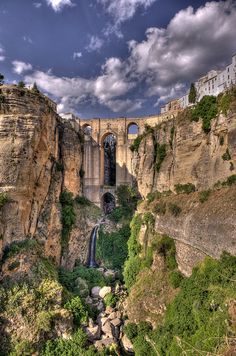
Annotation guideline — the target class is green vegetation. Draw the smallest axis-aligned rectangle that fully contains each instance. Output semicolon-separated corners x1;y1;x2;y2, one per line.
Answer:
75;195;91;206
170;126;175;149
199;190;211;203
2;239;39;262
129;253;236;355
188;83;197;103
155;143;167;172
175;183;196;194
104;292;118;308
154;235;177;270
18;81;25;89
96;225;130;270
42;329;94;356
169;203;182;217
217;86;236;115
130;135;143;152
153;201;166;215
59;190;76;251
215;174;236;188
59;264;107;293
8;261;20;271
32;82;40;93
0;192;8;209
168;270;183;288
222;148;231;161
146;190;172;204
191;95;217;133
64;296;88;326
0;73;4;85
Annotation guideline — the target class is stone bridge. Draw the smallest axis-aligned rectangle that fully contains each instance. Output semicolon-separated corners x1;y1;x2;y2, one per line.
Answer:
77;114;175;208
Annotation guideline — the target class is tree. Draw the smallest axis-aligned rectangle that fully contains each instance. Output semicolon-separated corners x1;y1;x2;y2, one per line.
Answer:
18;81;25;89
0;73;4;85
32;82;39;93
189;83;197;103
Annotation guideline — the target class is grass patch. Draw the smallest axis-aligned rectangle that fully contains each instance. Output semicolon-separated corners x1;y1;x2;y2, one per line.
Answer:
199;190;211;203
175;183;196;194
169;203;182;217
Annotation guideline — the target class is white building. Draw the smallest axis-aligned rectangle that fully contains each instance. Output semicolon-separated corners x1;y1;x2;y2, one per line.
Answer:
165;53;236;111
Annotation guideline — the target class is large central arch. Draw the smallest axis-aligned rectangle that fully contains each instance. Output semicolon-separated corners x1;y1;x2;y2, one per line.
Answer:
101;132;117;187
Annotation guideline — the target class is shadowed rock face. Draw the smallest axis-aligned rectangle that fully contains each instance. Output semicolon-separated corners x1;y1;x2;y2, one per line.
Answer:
0;86;83;265
133;109;236;274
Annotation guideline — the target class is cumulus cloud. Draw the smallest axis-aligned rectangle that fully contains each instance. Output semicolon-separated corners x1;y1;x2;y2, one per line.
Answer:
25;1;236;113
0;45;5;61
25;57;137;113
45;0;74;12
12;61;33;75
128;0;236;99
73;52;82;60
86;36;104;52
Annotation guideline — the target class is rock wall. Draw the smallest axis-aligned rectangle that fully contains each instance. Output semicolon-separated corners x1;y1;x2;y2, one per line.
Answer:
133;109;236;274
133;111;236;197
0;85;83;265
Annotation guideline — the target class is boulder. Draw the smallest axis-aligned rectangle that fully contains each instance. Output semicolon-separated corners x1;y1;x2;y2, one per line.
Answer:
95;338;117;350
110;318;122;327
97;301;105;312
99;286;112;299
101;320;114;338
91;286;101;298
84;324;101;341
121;334;134;353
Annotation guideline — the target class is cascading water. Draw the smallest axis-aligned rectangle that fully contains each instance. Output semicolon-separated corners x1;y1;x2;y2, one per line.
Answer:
88;225;99;268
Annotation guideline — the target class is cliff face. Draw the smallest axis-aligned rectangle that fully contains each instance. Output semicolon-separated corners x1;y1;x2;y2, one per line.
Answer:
133;111;236;197
132;108;236;275
0;86;83;265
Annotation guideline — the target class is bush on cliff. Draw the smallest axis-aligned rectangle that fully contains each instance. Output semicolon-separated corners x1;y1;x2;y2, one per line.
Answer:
130;253;236;355
191;95;217;133
60;190;76;250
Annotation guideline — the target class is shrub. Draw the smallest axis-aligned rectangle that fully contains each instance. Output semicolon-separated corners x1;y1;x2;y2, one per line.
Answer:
199;190;211;203
169;203;182;217
64;296;88;326
155;235;177;270
36;311;52;332
127;214;142;258
130;135;143;152
124;323;138;341
175;183;196;194
96;224;130;270
189;83;197;103
191;95;217;133
75;195;91;206
8;261;20;271
217;87;236;115
155;144;167;172
222;148;231;161
146;191;162;203
18;81;25;89
226;174;236;186
60;190;76;250
116;185;138;212
3;239;38;262
104;293;118;308
32;82;40;93
0;192;8;209
123;256;142;290
0;73;4;85
153;201;166;215
168;270;183;288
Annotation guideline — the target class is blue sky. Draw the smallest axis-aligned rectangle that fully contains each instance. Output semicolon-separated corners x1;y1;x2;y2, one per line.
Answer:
0;0;236;118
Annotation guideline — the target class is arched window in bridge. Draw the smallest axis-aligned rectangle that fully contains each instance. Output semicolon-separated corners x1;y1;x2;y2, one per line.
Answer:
127;123;139;139
103;134;116;186
82;124;92;136
102;192;116;214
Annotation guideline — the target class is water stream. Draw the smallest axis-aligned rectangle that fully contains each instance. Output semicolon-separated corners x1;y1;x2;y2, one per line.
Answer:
88;225;99;268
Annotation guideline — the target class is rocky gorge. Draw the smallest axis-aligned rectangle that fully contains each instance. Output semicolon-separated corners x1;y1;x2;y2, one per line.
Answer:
0;84;236;355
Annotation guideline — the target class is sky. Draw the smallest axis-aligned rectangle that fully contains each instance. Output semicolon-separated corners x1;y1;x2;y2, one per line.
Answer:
0;0;236;118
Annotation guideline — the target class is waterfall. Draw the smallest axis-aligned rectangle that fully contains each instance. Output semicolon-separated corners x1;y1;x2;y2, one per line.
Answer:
88;225;99;268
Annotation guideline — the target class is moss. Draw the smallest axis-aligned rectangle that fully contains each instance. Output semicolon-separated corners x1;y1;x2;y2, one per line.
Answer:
155;144;167;172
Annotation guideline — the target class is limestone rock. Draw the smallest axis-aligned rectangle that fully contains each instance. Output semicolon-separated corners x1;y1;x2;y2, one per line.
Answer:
84;324;101;341
110;318;122;327
99;286;112;299
91;286;101;298
121;334;134;353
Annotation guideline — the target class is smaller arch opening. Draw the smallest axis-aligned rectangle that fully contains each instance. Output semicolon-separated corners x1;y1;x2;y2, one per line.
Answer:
102;193;116;214
127;123;139;139
82;124;92;136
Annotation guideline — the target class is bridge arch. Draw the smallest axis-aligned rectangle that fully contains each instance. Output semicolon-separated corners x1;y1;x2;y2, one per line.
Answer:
127;122;139;139
101;192;116;214
82;123;92;136
101;132;117;187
